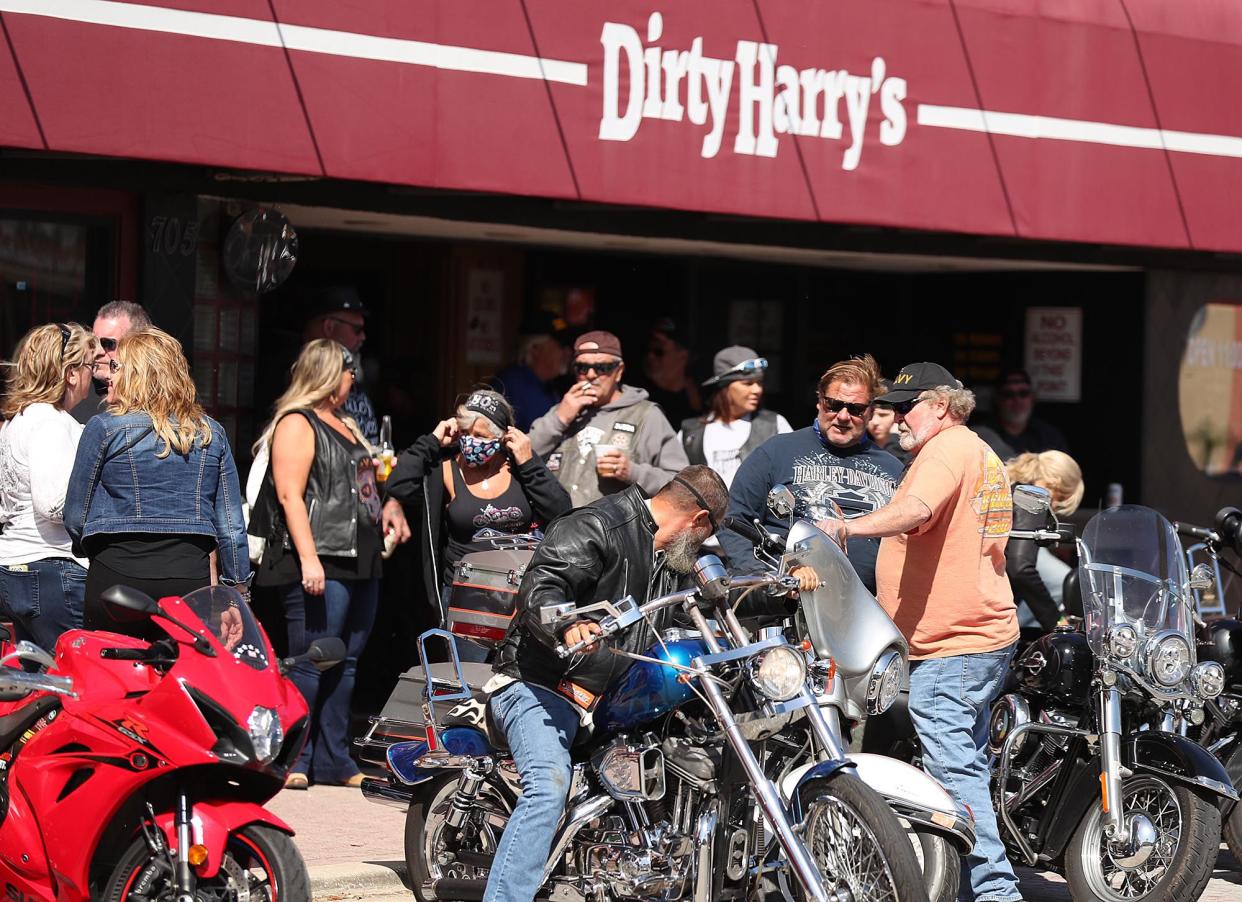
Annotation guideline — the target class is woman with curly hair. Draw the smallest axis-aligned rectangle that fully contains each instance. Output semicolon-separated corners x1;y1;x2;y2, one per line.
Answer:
0;323;101;649
65;328;249;633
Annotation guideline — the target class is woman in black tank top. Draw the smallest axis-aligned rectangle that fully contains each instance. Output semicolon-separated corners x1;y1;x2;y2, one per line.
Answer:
385;391;572;661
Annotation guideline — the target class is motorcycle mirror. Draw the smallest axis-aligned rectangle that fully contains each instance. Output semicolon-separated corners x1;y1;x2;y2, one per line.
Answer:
99;584;159;621
1189;563;1215;592
1216;506;1242;556
692;554;730;601
306;638;347;671
766;485;797;520
1012;484;1053;516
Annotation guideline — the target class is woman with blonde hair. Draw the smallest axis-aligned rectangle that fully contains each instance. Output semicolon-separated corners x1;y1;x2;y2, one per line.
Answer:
0;323;101;649
65;327;248;634
1005;450;1084;633
248;339;407;789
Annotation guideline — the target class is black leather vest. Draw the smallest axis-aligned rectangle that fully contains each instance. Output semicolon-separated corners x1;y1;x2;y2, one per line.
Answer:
250;409;369;559
680;409;780;466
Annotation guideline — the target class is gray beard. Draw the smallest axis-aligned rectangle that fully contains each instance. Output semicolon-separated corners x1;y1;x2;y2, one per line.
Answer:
663;530;708;574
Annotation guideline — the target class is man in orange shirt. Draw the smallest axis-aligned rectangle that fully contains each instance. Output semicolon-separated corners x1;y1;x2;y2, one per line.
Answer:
818;361;1021;902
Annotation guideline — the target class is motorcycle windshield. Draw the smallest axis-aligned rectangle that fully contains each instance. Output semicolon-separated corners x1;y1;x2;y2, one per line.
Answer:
1079;505;1191;655
178;586;273;671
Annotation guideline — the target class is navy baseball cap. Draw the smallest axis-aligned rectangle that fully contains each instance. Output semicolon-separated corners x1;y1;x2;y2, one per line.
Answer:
882;362;962;403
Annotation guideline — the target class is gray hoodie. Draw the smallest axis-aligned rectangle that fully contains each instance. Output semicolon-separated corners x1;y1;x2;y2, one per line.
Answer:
529;385;689;507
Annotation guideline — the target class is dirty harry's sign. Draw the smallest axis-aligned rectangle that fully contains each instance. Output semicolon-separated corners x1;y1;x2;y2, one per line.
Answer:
598;12;908;171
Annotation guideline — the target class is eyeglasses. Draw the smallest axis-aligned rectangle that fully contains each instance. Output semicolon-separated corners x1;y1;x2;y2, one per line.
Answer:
94;359;122;375
889;397;927;416
573;360;622;377
820;396;871;418
999;388;1032;400
98;337;119;352
328;316;365;335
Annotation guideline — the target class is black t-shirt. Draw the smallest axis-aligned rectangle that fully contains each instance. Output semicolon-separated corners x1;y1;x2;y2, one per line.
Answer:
87;533;215;581
442;460;533;584
255;426;383;587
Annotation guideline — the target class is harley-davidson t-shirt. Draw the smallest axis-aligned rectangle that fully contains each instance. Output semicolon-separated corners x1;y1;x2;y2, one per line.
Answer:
875;425;1018;659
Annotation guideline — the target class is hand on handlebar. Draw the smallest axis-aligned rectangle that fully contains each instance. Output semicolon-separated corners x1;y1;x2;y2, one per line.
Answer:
561;621;605;656
789;565;822;593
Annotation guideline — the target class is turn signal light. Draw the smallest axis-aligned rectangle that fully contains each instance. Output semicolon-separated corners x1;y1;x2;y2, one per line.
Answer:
1099;774;1109;813
188;844;209;867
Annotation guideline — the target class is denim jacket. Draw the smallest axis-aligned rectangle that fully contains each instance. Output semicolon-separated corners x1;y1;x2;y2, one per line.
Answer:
64;412;250;587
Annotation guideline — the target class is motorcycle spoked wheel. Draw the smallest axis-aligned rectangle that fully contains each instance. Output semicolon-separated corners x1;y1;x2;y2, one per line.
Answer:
405;773;508;902
907;828;959;902
800;772;930;902
103;824;308;902
1064;774;1221;902
1223;744;1242;868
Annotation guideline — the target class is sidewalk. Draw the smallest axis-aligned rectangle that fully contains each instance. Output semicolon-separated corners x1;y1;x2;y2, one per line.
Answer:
268;783;411;899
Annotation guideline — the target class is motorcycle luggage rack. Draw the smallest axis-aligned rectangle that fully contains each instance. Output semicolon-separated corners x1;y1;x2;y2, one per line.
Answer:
417;629;473;737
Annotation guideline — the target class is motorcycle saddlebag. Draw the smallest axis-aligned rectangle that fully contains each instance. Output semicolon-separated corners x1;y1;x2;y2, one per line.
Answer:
447;548;533;648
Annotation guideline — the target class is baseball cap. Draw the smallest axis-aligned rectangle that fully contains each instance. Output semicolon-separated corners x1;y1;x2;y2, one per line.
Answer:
650;316;691;348
574;330;623;358
702;346;767;387
519;310;570;345
312;285;369;318
882;362;962;403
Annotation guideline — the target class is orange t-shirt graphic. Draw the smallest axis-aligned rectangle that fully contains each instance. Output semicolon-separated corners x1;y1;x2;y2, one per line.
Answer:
875;425;1017;659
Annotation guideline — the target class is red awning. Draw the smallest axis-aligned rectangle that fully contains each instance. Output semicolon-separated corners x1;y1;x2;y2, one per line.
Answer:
2;0;1241;252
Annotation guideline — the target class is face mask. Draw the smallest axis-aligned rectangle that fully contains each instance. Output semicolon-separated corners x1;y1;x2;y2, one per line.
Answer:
459;435;501;466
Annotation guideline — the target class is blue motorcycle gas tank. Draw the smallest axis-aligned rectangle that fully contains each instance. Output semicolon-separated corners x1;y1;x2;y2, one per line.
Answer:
593;639;708;737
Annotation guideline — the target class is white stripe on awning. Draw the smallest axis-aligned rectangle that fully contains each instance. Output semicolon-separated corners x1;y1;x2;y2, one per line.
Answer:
917;104;1242;159
0;0;589;86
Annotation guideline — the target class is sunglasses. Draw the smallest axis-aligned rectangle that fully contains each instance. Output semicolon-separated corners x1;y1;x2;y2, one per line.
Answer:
999;388;1032;400
820;396;871;418
328;316;366;335
98;336;119;352
889;397;927;416
573;360;622;377
56;324;71;361
721;357;768;378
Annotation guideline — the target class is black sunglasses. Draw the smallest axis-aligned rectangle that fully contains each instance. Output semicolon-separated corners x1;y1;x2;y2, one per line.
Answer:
820;396;871;418
56;324;71;361
98;336;118;352
889;397;927;416
573;360;622;377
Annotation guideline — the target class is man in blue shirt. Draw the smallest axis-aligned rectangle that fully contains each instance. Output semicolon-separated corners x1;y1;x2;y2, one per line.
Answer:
719;354;903;592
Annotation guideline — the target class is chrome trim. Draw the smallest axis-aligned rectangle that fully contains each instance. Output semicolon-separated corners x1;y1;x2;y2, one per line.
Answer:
539;795;614;885
1133;764;1240;802
1100;686;1126;838
996;720;1090;866
361;777;413;810
693;801;719;902
887;799;976;853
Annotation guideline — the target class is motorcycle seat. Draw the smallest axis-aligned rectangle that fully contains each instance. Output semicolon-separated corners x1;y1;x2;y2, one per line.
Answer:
0;694;59;752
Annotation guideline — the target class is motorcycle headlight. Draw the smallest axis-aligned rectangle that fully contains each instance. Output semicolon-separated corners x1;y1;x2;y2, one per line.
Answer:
866;650;906;715
1190;661;1226;700
248;706;283;764
749;646;807;702
1105;624;1139;660
1143;633;1193;689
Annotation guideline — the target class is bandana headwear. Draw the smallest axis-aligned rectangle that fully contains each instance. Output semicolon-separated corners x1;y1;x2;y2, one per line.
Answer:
459;435;502;466
464;391;512;431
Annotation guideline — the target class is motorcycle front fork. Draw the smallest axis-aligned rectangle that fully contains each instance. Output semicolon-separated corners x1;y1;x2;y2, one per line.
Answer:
174;791;196;902
1098;683;1129;840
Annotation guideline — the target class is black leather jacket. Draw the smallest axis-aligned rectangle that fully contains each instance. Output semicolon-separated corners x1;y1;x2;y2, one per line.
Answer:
494;485;678;696
1006;503;1061;633
249;409;370;559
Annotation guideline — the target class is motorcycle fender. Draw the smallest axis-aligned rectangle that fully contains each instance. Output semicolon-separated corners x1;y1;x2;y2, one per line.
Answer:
157;801;294;879
1126;731;1240;808
781;758;856;824
388;727;492;786
849;753;976;853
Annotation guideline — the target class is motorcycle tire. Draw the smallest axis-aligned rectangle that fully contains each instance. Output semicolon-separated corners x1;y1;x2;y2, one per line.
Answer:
799;771;930;902
406;773;504;902
909;828;959;902
1223;743;1242;869
1064;774;1220;902
103;823;307;902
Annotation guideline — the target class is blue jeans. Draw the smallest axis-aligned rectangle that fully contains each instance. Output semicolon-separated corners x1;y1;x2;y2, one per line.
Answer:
439;585;490;664
908;646;1020;902
0;558;86;653
282;578;379;783
483;681;579;902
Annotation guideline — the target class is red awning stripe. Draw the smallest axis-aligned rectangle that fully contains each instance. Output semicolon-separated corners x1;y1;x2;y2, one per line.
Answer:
2;0;588;85
918;104;1242;159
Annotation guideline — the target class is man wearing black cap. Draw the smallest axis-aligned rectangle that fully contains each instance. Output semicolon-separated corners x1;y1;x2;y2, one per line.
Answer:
637;316;702;426
820;362;1022;902
302;286;378;445
529;330;689;507
489;311;570;432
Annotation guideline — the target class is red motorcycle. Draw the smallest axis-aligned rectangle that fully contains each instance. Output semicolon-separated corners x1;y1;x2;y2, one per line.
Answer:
0;584;342;901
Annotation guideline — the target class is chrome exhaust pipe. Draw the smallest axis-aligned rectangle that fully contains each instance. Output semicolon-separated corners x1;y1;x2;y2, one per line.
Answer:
539;794;614;885
693;801;719;902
